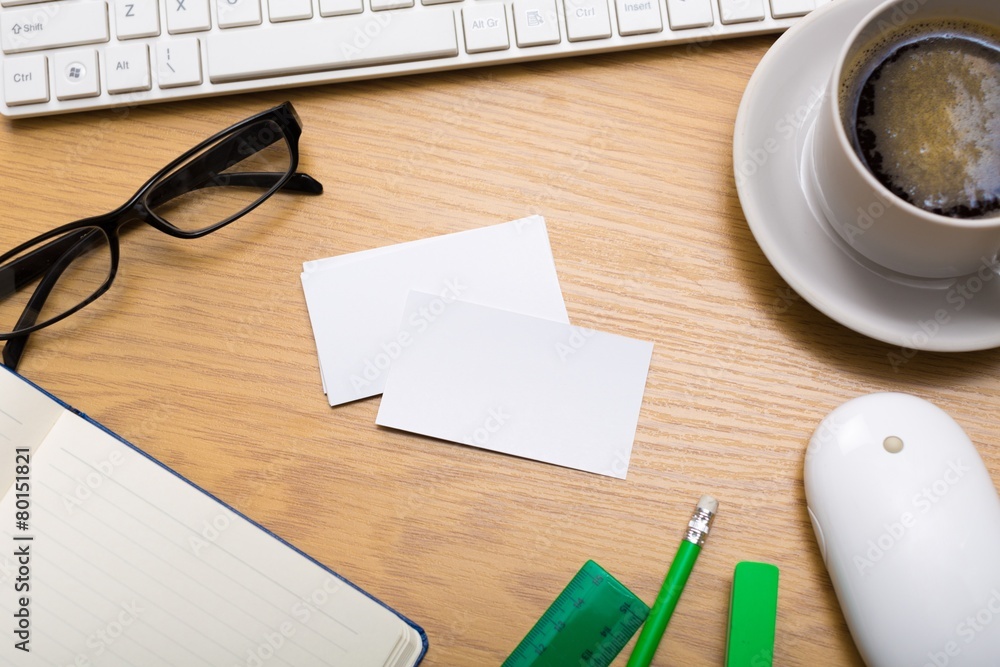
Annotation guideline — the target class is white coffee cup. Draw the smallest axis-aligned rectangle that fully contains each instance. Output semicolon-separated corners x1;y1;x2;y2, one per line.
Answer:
810;0;1000;279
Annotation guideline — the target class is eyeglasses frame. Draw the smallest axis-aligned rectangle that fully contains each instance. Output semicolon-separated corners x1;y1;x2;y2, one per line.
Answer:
0;101;323;368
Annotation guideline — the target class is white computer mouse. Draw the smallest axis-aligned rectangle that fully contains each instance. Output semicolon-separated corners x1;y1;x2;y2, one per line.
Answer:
805;392;1000;667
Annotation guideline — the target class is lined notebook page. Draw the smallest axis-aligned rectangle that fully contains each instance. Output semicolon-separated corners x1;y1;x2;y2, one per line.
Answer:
0;375;62;499
0;392;420;666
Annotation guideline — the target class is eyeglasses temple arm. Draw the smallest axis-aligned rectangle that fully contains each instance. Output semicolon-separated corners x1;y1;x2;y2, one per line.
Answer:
2;333;26;371
0;229;91;295
1;230;103;371
13;231;103;330
144;118;321;209
234;172;323;193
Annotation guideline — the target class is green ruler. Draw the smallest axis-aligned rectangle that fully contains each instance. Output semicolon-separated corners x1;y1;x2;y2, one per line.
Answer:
502;560;650;667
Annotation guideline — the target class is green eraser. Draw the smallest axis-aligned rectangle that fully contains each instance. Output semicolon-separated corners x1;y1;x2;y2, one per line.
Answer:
725;561;779;667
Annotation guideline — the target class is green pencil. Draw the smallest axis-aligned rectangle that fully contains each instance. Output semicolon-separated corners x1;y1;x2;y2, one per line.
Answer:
626;496;719;667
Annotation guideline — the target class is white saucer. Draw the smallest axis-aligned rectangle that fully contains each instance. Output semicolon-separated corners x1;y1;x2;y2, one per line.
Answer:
734;0;1000;352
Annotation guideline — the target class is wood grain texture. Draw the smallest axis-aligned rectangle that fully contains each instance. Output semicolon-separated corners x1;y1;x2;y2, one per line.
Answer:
3;35;999;666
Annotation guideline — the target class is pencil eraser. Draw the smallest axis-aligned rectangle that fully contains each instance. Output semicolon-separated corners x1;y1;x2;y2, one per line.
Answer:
725;561;779;667
698;495;719;515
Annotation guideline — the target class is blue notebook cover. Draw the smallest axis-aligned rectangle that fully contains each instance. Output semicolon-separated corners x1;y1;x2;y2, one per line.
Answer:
0;366;428;667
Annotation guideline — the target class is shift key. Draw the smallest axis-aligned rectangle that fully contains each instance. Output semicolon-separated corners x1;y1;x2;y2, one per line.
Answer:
2;1;109;54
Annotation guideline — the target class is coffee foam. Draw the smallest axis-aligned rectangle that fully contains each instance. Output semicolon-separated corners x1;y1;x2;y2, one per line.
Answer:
840;20;1000;219
839;20;998;112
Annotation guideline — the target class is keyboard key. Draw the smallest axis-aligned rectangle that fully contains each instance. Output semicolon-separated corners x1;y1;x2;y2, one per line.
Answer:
269;0;312;20
1;1;109;55
665;0;712;29
769;0;811;18
218;0;262;27
156;38;202;87
116;0;160;38
371;0;412;10
54;49;100;99
463;3;508;53
615;0;661;36
564;0;610;41
165;0;211;33
207;10;457;82
3;54;48;105
718;0;763;23
1;0;58;6
318;0;361;16
106;43;151;92
512;0;559;47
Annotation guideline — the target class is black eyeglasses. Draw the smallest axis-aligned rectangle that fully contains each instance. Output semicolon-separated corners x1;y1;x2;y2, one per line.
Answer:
0;101;323;371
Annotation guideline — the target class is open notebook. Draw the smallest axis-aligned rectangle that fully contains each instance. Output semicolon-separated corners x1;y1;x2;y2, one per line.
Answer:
0;368;426;666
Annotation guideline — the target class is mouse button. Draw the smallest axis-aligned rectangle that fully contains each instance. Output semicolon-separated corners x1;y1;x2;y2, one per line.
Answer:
807;506;828;563
805;422;894;509
843;393;958;449
804;413;880;499
807;409;873;461
867;418;970;462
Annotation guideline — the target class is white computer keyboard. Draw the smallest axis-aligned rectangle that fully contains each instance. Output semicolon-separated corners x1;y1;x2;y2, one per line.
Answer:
0;0;830;116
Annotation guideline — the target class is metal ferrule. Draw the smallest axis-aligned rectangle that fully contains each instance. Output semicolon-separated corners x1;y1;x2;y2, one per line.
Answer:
683;505;716;546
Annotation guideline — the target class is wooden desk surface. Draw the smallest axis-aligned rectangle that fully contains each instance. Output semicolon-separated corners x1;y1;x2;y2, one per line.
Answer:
3;36;999;667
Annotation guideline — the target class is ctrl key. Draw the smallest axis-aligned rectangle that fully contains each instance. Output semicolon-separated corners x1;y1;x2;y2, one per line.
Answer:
3;55;49;106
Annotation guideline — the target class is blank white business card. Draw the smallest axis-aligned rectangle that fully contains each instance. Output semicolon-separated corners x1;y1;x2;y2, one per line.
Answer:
301;216;569;406
376;293;654;479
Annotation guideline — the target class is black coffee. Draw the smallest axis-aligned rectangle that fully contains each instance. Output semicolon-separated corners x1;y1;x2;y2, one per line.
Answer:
842;21;1000;220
